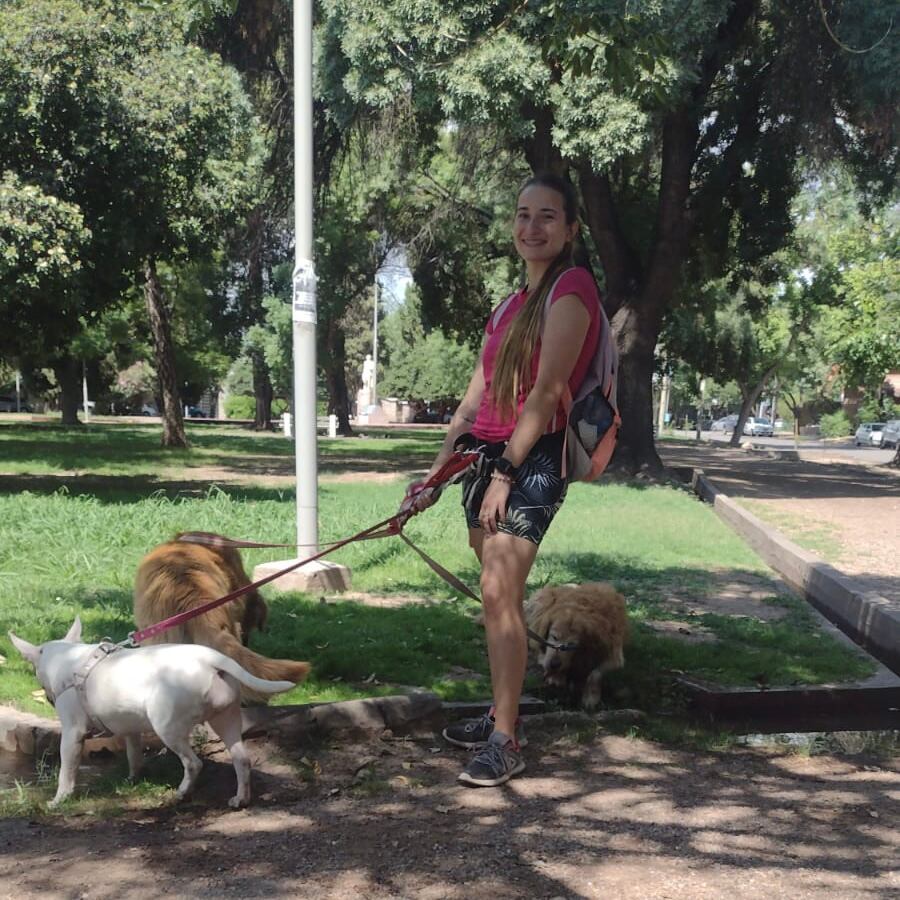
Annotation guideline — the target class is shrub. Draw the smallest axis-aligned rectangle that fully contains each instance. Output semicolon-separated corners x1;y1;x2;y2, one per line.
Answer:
819;410;852;438
857;398;900;424
224;394;255;419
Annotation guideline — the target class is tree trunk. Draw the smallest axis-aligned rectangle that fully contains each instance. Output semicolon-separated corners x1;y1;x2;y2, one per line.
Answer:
607;302;665;474
323;324;353;435
53;356;82;426
251;350;273;430
730;372;775;447
576;105;698;475
521;99;565;175
730;394;754;447
144;259;188;449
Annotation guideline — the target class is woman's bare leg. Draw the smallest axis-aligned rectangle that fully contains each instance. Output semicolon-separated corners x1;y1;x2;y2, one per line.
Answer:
473;529;538;740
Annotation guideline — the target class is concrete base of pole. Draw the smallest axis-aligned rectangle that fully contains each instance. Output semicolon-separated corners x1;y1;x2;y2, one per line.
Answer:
252;558;351;594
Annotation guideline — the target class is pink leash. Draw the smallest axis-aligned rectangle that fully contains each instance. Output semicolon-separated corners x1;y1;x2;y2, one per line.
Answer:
127;451;481;646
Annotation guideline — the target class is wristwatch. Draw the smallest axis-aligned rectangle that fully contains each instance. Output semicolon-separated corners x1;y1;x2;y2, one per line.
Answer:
493;456;520;480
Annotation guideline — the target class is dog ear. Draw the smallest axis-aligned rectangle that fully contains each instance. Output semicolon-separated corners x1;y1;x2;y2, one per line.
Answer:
8;632;39;665
63;617;82;643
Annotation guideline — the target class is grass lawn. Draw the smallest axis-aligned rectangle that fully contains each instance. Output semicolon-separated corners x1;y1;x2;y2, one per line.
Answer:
0;421;874;720
736;499;845;560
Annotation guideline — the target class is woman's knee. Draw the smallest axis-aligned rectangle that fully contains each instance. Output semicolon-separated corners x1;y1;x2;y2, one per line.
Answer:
480;569;521;616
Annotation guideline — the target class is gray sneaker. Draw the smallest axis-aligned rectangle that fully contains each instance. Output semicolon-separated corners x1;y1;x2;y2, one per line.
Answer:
442;710;527;750
457;731;525;787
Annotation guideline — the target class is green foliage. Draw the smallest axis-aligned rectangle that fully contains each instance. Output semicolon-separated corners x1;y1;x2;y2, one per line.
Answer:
380;286;476;400
857;397;900;423
0;173;89;360
117;38;261;263
223;394;254;419
245;295;293;397
115;361;156;403
0;0;259;383
819;410;852;438
224;356;254;396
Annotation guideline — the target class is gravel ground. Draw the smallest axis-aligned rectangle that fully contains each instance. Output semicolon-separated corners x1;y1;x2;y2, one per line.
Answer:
1;716;898;899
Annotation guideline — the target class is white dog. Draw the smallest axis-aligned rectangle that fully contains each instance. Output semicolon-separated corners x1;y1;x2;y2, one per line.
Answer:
9;618;294;808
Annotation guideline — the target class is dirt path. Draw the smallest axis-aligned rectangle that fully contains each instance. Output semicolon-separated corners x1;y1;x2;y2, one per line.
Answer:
659;443;900;601
1;718;898;899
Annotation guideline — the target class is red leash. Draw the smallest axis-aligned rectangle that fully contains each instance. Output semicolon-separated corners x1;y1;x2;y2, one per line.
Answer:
128;451;480;646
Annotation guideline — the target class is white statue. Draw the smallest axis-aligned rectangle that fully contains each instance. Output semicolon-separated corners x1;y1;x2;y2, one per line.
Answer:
361;354;375;394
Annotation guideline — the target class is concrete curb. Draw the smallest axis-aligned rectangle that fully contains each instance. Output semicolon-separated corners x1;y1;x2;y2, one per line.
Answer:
744;444;800;461
692;469;900;675
1;692;444;760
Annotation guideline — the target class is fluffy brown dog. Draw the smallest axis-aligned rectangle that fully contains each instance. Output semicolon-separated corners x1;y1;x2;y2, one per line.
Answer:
133;533;310;695
525;582;627;711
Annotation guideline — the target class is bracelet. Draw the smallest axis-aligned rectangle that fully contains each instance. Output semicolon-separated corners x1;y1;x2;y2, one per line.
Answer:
490;471;514;485
492;456;520;480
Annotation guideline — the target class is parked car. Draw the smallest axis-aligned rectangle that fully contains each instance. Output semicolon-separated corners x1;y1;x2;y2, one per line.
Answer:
854;422;885;447
880;420;900;449
140;404;158;416
186;405;207;418
412;405;441;424
743;416;774;437
711;414;739;432
0;395;32;412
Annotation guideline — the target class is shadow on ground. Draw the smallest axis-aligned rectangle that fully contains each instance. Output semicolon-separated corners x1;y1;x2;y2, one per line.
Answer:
1;722;897;898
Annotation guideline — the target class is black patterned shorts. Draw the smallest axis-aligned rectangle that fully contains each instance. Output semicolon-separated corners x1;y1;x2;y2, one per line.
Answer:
460;430;568;546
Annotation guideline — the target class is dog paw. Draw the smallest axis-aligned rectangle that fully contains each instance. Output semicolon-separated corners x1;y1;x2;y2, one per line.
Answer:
228;795;250;809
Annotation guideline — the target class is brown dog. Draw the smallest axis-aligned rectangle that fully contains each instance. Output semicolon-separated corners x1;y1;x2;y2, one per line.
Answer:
133;533;310;695
525;582;627;711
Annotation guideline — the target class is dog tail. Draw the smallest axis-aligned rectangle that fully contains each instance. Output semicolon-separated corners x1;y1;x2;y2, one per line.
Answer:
206;629;311;691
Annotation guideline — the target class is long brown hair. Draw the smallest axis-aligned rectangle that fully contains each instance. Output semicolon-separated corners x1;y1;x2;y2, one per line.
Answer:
491;173;578;419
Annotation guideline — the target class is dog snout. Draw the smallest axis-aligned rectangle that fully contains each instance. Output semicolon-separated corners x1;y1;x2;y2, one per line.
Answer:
547;656;563;671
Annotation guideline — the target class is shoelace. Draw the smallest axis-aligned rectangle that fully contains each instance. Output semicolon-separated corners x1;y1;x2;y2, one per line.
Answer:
473;741;514;773
465;712;493;734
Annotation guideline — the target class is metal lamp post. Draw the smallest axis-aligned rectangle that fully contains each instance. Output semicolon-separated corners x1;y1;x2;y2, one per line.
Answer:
252;0;350;593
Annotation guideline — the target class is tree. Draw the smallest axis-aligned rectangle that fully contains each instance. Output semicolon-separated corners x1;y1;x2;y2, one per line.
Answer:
380;285;476;401
0;1;259;437
324;0;898;472
119;30;260;446
0;1;147;421
0;172;89;362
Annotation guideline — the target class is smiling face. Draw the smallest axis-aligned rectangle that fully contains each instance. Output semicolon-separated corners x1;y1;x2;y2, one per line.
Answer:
513;183;578;269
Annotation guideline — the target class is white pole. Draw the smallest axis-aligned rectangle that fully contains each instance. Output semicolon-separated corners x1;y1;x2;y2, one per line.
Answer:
695;377;706;441
252;0;349;594
15;370;21;413
372;277;378;404
82;362;90;422
292;0;318;558
656;373;670;435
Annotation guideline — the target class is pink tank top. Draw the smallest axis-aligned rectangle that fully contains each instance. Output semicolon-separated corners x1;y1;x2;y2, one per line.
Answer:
471;267;601;442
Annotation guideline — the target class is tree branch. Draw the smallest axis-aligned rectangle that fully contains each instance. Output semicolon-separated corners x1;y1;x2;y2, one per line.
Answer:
577;163;640;318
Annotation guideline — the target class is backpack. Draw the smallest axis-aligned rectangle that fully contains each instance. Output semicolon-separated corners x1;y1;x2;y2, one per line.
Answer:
489;268;621;481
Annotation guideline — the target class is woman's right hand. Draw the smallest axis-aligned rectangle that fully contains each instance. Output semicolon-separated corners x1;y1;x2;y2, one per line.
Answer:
400;480;437;517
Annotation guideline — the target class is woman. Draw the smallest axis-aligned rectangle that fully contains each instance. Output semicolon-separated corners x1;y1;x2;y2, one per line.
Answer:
410;172;602;787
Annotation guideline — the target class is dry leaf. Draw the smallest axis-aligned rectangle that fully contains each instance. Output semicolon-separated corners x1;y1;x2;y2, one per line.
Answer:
31;689;48;704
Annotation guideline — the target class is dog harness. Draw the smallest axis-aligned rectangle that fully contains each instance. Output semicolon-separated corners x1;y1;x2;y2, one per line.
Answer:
48;642;122;738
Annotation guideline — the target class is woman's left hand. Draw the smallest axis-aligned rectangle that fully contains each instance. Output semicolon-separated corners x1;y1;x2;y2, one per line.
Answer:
479;477;511;535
